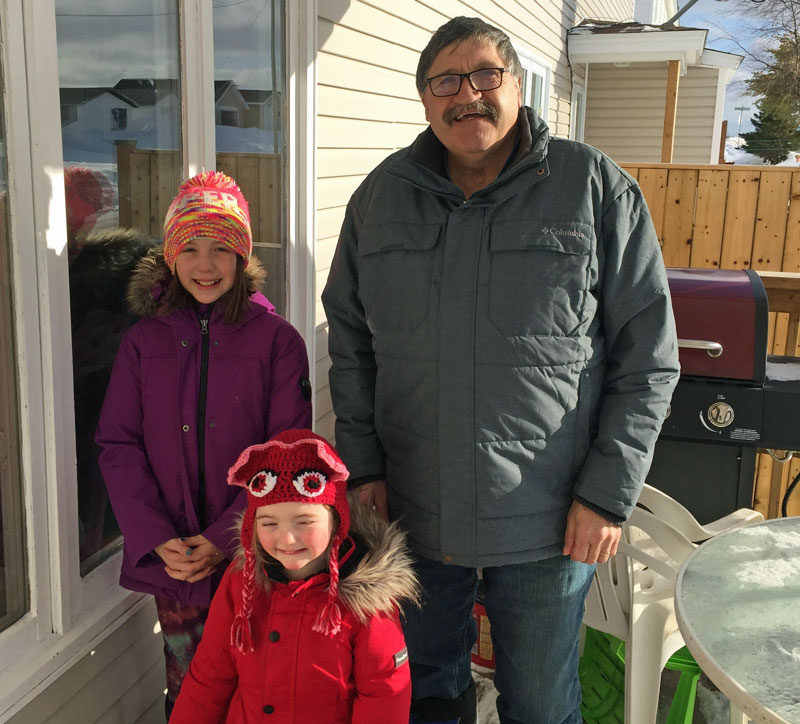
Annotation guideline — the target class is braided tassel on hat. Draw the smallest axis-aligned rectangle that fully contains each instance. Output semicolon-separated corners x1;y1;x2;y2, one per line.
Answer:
227;430;350;652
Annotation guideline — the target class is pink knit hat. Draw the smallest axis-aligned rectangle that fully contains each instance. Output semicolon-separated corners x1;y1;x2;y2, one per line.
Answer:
227;429;351;652
162;171;251;271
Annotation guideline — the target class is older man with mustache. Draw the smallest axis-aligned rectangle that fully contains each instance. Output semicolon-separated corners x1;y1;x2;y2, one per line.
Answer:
323;16;679;724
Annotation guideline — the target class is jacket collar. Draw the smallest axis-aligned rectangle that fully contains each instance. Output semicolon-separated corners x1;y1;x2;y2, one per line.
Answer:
389;106;550;205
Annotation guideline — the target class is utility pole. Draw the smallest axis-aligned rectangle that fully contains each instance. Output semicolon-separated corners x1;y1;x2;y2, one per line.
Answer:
734;106;750;148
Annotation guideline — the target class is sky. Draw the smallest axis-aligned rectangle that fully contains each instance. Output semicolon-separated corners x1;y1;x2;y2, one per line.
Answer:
56;0;279;90
678;0;761;134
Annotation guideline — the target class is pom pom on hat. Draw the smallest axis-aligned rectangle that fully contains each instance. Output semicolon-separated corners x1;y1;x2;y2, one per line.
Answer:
228;429;351;652
162;171;252;271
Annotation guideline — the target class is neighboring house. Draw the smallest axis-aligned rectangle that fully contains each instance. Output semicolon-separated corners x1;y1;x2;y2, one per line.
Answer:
568;21;742;163
0;2;741;723
214;79;249;128
60;80;181;163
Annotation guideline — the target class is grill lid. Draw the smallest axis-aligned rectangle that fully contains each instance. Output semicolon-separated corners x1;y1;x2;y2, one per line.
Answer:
667;268;768;382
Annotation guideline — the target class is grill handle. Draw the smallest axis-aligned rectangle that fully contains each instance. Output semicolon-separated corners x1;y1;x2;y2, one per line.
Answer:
677;338;723;358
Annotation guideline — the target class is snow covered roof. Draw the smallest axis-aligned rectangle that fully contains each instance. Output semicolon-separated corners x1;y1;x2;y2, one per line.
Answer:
568;21;741;74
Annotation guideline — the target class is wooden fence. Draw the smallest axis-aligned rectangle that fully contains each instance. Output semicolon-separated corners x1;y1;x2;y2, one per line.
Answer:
623;163;800;518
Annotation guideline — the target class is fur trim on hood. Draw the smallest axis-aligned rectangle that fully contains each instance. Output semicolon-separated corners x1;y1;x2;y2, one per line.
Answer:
235;500;420;623
126;246;267;318
337;500;421;623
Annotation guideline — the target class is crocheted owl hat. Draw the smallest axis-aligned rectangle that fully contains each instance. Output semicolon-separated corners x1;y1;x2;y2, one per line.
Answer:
162;170;251;271
227;429;350;652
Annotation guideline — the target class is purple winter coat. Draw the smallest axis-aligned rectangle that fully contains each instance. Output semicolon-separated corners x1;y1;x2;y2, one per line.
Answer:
96;252;312;606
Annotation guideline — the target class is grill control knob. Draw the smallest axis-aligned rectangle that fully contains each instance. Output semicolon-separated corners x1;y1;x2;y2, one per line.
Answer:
707;401;734;428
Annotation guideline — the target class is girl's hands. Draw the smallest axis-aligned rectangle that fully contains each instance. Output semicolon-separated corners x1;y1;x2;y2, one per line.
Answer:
154;535;226;583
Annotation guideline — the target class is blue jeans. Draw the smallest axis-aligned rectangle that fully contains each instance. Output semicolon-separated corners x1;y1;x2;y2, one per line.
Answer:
402;554;595;724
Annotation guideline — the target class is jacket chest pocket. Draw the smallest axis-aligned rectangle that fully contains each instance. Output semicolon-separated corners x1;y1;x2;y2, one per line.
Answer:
357;223;440;332
487;221;593;337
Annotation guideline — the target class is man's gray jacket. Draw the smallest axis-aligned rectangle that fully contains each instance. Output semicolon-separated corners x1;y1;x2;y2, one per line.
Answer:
322;108;680;568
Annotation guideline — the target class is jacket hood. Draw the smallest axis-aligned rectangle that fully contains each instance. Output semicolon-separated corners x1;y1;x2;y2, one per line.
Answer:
337;501;420;623
126;246;268;318
237;500;420;622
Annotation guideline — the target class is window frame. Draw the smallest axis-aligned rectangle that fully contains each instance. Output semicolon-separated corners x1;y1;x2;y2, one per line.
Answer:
570;81;586;142
515;47;552;123
0;0;316;716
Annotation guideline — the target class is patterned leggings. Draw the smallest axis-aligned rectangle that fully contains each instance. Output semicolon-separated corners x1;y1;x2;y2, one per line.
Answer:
154;596;210;718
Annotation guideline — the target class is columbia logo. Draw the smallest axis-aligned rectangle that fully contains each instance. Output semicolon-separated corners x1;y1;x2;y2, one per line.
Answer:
541;226;586;239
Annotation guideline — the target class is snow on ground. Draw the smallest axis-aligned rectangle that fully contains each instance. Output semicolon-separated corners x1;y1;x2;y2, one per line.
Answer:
725;136;800;166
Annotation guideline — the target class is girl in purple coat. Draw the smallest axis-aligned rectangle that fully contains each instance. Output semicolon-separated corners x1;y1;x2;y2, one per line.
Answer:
96;171;312;718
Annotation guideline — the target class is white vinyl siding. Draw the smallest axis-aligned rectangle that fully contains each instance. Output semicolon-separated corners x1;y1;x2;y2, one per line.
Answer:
314;0;636;436
7;602;162;724
583;62;721;163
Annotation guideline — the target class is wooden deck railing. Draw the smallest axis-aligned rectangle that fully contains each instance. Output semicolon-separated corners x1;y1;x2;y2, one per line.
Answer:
623;164;800;518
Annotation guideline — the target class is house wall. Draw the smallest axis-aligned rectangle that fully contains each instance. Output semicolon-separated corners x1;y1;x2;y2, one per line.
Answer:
313;0;635;439
583;62;721;164
6;601;163;724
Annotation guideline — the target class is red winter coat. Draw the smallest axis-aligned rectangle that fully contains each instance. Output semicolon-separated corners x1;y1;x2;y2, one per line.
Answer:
97;251;312;607
170;508;419;724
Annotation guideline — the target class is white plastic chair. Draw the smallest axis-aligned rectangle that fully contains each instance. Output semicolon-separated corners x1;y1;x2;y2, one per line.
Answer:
582;483;763;724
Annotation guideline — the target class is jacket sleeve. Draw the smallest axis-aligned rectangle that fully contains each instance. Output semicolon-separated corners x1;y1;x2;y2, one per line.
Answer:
170;568;239;723
321;198;387;481
350;609;412;724
571;182;680;520
202;321;312;554
96;329;178;565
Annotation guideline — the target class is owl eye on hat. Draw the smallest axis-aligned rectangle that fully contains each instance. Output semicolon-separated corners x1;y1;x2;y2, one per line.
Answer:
227;429;351;653
162;170;252;271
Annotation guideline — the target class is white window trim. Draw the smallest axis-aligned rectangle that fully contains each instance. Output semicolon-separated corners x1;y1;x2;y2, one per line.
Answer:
1;0;142;716
515;47;551;123
181;0;216;175
1;1;316;716
570;81;586;142
285;0;316;400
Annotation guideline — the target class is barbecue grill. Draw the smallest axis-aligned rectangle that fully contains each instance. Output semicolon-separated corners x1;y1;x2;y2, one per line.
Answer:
646;268;800;523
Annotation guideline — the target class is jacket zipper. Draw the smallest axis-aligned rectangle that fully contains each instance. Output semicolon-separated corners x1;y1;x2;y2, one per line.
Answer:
196;303;215;529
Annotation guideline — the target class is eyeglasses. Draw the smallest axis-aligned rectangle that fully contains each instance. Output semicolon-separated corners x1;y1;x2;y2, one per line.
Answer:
426;67;509;97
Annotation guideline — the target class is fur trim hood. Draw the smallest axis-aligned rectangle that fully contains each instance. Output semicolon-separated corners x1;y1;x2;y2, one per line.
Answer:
337;501;420;623
238;500;420;623
126;246;267;318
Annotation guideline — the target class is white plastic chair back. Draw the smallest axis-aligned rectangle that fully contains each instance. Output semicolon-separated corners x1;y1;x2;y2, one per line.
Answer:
582;484;764;724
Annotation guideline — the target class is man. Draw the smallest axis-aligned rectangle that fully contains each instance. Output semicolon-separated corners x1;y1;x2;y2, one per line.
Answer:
322;16;679;724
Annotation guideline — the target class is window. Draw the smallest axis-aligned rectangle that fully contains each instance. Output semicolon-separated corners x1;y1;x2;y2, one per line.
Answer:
517;49;551;122
213;0;286;314
55;0;182;576
219;108;238;126
111;107;127;130
570;82;586;142
0;47;28;635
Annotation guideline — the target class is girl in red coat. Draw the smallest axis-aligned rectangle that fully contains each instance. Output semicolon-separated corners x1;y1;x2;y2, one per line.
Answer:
170;429;419;724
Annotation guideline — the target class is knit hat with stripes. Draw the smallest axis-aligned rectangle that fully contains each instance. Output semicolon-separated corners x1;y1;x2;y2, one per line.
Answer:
227;429;351;653
162;171;251;271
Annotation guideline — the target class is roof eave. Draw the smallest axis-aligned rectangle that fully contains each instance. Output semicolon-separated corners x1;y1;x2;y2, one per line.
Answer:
568;28;709;73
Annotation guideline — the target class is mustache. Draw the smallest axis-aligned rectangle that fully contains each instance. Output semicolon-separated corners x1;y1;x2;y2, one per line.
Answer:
444;100;498;124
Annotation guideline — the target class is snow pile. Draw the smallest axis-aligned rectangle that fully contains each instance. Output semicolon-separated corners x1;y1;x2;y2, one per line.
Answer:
725;136;800;166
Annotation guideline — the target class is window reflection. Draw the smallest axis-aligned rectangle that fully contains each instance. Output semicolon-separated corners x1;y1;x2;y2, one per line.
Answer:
0;44;29;633
55;0;182;575
213;0;285;313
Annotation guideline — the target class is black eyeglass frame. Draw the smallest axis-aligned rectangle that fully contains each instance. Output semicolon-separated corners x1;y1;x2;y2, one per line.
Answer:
425;67;510;97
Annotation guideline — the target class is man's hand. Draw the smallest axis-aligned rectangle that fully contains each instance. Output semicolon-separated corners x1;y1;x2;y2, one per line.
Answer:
354;480;389;521
562;500;621;564
154;535;224;583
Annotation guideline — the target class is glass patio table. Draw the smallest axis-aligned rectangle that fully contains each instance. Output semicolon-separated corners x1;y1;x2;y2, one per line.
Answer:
675;517;800;724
